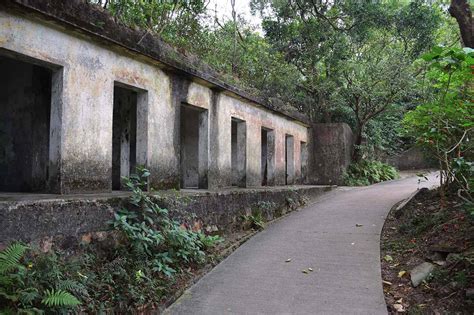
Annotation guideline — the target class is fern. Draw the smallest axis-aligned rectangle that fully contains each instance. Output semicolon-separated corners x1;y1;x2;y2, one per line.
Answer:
18;288;40;305
41;289;81;307
57;279;88;296
0;243;28;274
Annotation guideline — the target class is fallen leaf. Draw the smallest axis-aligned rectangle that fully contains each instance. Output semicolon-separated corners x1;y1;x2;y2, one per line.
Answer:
396;298;403;303
356;224;363;227
398;270;406;278
302;269;309;274
393;303;405;312
285;258;292;263
308;268;313;272
384;255;394;262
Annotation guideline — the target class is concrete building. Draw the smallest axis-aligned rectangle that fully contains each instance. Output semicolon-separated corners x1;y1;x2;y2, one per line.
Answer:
0;0;310;194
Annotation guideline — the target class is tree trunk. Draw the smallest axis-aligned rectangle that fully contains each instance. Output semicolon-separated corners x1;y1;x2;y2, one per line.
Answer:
449;0;474;48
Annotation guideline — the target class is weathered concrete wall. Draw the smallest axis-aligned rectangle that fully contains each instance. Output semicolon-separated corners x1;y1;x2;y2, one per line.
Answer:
0;9;308;193
209;94;308;189
1;11;173;193
0;186;333;245
386;147;435;170
308;123;353;185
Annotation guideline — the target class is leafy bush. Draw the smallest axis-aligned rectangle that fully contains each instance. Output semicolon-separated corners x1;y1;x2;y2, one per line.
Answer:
403;46;473;202
1;168;223;312
0;243;81;313
112;166;222;277
241;212;265;230
343;160;399;186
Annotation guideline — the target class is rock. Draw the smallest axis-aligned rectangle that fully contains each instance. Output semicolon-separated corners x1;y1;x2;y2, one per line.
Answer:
410;262;435;287
393;303;405;312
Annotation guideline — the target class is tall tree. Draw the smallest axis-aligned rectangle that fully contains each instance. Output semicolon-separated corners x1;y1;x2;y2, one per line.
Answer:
252;0;441;160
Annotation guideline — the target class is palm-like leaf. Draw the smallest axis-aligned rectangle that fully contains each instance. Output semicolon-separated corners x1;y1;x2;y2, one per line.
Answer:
0;243;28;274
41;289;81;307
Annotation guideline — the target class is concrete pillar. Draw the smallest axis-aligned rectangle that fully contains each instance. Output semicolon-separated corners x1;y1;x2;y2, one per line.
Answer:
285;135;295;184
231;118;247;187
274;130;286;185
300;141;308;183
198;110;209;189
48;67;64;193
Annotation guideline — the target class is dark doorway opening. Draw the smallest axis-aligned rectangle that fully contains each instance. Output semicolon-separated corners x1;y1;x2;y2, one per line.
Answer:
231;118;246;187
0;55;55;192
112;85;137;190
180;104;208;189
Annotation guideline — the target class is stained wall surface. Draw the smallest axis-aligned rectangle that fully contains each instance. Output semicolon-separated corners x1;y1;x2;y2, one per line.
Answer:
0;10;308;193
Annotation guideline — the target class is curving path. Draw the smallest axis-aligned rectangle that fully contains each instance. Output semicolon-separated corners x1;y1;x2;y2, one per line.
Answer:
166;174;438;315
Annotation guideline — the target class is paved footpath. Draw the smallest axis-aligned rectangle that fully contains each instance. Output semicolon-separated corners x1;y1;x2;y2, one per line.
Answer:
166;174;439;315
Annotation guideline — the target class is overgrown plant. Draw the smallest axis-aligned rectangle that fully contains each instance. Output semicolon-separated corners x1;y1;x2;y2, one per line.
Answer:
404;46;473;203
112;166;222;277
0;243;81;313
343;160;399;186
241;212;265;230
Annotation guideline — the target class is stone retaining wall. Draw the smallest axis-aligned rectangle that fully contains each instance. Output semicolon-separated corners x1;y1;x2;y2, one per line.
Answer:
0;186;333;247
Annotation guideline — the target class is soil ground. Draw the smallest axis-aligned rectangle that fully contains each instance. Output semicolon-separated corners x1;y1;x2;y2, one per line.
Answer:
381;188;474;314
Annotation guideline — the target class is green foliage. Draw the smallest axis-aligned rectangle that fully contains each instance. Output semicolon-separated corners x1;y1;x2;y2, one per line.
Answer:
112;166;221;278
90;0;206;36
1;168;223;312
399;209;449;236
403;46;474;201
0;243;81;313
0;243;28;274
252;0;442;154
41;289;81;307
343;160;399;186
241;212;265;230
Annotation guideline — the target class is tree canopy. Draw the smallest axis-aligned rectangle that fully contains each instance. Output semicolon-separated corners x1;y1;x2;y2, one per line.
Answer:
90;0;467;161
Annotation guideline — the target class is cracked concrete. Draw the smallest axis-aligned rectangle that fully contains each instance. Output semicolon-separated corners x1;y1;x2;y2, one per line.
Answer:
166;173;439;315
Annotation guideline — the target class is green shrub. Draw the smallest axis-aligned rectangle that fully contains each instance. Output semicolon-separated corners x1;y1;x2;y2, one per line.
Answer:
0;243;81;313
112;166;223;277
403;46;473;202
343;160;399;186
241;211;265;230
1;168;223;312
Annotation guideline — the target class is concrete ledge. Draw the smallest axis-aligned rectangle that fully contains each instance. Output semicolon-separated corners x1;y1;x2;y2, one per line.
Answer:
0;185;333;244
